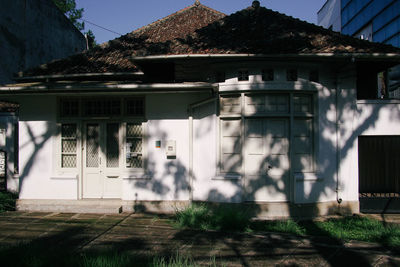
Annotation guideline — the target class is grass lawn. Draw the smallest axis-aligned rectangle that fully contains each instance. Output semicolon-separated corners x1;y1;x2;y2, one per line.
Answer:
174;203;400;249
0;243;220;267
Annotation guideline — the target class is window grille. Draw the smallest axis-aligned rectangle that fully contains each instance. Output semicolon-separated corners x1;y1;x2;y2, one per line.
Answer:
61;124;77;168
126;123;143;168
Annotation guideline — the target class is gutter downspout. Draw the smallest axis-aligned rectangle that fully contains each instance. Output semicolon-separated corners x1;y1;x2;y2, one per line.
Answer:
335;78;343;206
188;89;218;202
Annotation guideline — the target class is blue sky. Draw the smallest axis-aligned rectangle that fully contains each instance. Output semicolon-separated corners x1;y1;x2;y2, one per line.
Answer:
75;0;327;44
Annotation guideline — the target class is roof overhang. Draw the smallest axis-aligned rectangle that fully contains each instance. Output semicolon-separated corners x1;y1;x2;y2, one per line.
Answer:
132;53;400;63
0;82;216;96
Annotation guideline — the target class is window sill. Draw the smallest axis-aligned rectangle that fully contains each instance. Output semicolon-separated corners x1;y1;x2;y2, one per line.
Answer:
122;174;151;180
212;175;241;180
294;172;323;182
357;99;400;104
50;175;78;180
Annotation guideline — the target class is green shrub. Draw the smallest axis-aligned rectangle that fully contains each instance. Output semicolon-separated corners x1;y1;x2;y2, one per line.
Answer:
174;203;250;232
0;191;18;212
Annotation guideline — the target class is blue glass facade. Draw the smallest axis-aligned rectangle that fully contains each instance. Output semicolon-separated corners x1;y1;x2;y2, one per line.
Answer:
341;0;400;46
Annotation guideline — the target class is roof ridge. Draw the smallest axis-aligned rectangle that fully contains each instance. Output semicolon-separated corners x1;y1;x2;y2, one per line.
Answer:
131;2;226;36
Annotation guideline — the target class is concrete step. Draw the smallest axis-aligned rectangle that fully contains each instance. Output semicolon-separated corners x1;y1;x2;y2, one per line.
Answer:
16;199;123;214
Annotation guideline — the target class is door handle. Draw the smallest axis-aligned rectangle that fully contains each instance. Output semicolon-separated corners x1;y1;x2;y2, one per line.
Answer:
99;157;101;166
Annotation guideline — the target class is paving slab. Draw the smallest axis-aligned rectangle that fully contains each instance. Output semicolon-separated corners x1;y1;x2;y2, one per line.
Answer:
0;212;399;266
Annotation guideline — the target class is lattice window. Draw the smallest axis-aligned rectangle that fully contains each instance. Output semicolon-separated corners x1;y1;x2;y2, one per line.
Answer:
126;123;143;168
61;124;77;168
125;98;145;116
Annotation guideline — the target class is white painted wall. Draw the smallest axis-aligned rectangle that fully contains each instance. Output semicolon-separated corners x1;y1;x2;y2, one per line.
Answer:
3;62;399;209
122;93;211;201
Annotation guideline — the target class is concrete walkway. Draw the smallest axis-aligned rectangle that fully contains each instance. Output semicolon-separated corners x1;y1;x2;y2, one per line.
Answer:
0;211;399;266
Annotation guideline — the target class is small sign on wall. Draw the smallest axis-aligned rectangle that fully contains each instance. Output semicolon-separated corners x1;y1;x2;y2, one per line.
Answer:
166;140;176;158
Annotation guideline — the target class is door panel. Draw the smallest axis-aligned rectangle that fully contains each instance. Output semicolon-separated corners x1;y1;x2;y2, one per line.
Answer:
83;122;121;199
103;123;122;198
245;118;289;202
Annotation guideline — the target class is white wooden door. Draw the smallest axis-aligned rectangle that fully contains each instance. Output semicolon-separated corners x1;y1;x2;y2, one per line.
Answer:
245;118;290;202
83;122;122;199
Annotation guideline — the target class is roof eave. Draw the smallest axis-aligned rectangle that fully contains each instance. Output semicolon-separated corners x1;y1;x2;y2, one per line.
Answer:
0;82;216;96
132;53;400;62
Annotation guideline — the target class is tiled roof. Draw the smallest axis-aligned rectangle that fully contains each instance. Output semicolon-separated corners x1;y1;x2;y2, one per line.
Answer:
21;2;225;77
154;5;400;55
21;2;400;77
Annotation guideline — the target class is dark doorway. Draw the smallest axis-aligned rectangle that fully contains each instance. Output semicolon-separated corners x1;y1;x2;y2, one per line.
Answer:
358;136;400;213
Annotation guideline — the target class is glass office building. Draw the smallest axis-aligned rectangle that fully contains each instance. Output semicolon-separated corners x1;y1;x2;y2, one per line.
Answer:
341;0;400;47
318;0;400;98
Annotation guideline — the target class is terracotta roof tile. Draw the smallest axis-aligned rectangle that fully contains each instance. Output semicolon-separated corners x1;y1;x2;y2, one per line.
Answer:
22;3;225;77
21;3;400;77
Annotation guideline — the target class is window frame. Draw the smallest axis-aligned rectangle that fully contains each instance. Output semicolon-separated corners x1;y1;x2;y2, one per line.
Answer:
217;92;317;180
122;120;147;174
54;121;81;175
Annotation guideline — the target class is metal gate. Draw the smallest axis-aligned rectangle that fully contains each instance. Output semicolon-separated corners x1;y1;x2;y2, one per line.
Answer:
358;136;400;213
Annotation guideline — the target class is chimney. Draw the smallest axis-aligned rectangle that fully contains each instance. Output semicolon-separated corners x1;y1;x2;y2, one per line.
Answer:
252;1;260;8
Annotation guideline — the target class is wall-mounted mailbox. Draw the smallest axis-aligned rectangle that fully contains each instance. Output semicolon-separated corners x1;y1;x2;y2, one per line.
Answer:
166;140;176;157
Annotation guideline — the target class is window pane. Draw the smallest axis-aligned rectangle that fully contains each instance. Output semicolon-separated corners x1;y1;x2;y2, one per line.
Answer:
60;99;79;117
106;123;119;168
61;123;77;168
125;98;144;116
220;95;241;115
293;118;313;172
287;69;298;81
293;94;313;113
221;119;241;173
126;123;143;168
246;94;289;114
62;155;76;168
238;70;249;81
83;99;121;117
262;69;274;81
86;124;99;168
266;95;289;113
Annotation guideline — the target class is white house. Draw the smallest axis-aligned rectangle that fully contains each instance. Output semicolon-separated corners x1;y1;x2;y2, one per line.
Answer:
0;1;399;218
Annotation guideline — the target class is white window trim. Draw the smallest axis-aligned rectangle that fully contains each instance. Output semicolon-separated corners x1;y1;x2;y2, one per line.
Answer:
122;121;148;178
53;121;81;177
216;92;319;189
